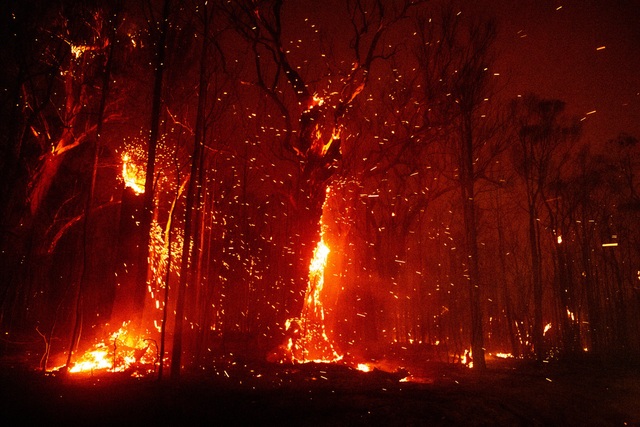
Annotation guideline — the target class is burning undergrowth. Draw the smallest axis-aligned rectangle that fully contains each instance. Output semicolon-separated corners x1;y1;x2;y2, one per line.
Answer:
50;322;159;376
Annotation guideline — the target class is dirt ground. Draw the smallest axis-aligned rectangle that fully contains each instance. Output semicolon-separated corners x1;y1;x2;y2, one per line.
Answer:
1;357;639;426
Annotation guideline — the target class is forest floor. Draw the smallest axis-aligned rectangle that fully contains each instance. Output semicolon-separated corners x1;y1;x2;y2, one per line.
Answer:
0;354;639;426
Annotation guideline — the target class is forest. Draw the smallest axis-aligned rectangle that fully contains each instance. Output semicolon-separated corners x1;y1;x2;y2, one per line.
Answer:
1;0;639;385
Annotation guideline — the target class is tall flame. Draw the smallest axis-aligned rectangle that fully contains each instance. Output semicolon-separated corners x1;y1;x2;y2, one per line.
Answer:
284;187;342;363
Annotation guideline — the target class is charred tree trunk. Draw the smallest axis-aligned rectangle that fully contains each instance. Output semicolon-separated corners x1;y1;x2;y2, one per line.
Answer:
495;191;519;356
580;220;602;356
528;203;544;362
158;198;174;380
132;0;171;330
608;251;629;355
459;115;486;370
554;240;580;356
171;0;207;379
187;160;207;367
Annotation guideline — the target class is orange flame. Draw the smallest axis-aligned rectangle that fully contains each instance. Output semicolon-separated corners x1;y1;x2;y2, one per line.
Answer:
461;349;473;368
65;322;157;375
121;152;145;195
356;363;372;372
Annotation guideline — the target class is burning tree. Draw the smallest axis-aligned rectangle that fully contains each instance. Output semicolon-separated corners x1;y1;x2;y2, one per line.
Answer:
223;0;427;360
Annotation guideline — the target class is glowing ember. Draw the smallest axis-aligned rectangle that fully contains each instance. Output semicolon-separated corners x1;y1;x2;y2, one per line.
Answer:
356;363;372;372
70;43;96;59
461;349;473;368
121;152;145;195
311;93;324;107
493;352;513;359
400;375;433;384
66;322;157;375
543;323;552;336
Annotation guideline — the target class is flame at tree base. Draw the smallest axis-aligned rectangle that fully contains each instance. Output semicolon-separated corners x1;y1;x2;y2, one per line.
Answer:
271;188;342;364
280;238;342;364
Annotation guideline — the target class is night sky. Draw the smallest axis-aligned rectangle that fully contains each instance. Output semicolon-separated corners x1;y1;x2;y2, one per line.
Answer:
486;0;640;146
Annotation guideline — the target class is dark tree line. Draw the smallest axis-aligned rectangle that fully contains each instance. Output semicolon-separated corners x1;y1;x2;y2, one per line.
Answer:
0;0;638;376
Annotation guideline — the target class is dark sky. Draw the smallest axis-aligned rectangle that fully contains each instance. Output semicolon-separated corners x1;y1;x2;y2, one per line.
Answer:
297;0;640;147
485;0;640;146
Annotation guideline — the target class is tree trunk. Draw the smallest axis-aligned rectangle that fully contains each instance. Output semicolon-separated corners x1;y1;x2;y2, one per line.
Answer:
495;191;519;356
460;116;486;370
171;0;206;379
528;207;544;362
133;0;171;329
580;221;601;355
